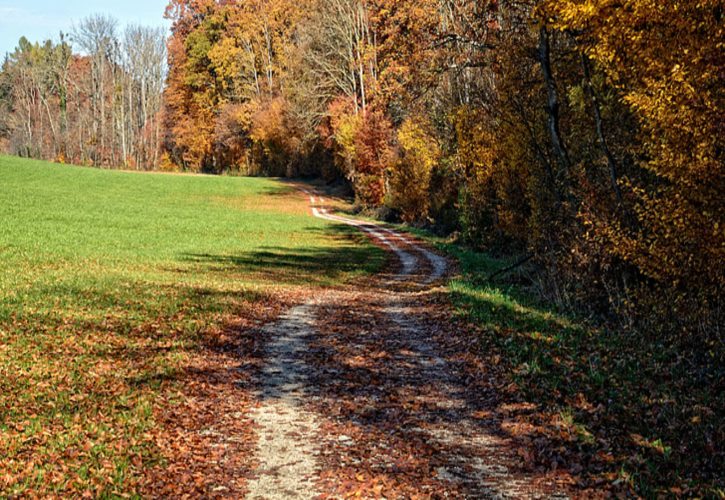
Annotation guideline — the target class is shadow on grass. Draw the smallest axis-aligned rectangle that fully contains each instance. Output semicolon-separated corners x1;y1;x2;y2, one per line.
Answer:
181;247;374;286
177;223;385;288
443;246;724;496
258;184;298;196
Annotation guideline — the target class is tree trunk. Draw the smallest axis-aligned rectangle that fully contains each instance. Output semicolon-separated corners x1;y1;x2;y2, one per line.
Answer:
538;26;570;175
580;53;622;203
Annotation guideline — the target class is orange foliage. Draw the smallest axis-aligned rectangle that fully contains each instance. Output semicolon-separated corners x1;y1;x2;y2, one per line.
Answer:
350;110;394;207
250;97;304;176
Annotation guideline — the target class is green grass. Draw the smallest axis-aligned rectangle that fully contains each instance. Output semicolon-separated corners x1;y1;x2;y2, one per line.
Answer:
414;235;723;496
0;155;384;496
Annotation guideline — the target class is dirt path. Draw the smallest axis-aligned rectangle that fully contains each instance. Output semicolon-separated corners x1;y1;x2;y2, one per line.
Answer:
246;304;322;499
245;190;566;498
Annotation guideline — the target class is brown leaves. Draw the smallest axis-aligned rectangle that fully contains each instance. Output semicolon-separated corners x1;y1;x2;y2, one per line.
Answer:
296;243;568;498
140;286;314;498
0;274;307;498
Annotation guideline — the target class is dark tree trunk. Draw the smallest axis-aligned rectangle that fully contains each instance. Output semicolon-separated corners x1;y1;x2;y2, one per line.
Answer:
538;27;571;175
581;53;623;204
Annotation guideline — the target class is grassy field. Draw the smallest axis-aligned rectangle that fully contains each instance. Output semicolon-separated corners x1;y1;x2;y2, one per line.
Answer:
0;156;383;496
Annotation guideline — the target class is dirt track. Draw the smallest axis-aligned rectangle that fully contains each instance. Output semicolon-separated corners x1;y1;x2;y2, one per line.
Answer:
244;190;567;499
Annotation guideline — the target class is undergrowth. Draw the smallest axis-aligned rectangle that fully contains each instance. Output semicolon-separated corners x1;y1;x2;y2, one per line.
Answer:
426;240;723;496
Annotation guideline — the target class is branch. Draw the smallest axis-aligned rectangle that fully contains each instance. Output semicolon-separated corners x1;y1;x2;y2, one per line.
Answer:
487;254;534;281
431;33;496;51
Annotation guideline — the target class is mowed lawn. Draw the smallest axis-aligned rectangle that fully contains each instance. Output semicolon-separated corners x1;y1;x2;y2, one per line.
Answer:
0;156;383;496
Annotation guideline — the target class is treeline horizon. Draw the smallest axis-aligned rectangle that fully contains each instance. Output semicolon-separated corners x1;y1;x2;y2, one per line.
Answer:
0;15;166;169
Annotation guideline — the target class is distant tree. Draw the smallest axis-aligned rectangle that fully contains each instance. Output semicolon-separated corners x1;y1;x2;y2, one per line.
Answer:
0;15;165;168
72;14;119;166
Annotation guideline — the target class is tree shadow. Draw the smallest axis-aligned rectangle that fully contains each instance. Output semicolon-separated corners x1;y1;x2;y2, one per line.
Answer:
258;184;298;196
181;248;361;285
444;257;725;495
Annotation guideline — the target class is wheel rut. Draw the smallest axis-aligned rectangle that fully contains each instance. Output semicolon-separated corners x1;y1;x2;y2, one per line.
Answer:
246;304;322;499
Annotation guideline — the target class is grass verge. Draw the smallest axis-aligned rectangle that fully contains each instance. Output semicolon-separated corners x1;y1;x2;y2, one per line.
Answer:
417;236;723;497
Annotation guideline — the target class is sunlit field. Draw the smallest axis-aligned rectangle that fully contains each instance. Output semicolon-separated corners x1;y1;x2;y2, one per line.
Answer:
0;156;383;495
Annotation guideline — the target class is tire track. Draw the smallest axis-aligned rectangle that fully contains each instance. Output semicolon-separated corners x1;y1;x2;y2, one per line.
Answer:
302;188;566;498
246;304;322;500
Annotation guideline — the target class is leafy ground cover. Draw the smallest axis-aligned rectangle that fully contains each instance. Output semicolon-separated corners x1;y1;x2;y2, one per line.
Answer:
0;156;384;496
421;240;723;497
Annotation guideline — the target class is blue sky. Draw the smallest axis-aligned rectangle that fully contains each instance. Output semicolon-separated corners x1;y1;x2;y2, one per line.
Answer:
0;0;170;56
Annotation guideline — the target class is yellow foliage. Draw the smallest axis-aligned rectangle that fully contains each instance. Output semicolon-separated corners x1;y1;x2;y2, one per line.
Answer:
334;112;362;176
541;0;724;335
388;115;440;222
159;152;181;172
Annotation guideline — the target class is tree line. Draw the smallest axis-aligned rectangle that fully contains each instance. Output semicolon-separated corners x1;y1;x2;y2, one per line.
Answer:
0;15;166;168
0;1;722;346
160;0;722;343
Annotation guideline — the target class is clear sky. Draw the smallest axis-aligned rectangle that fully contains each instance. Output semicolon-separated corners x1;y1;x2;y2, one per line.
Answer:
0;0;170;56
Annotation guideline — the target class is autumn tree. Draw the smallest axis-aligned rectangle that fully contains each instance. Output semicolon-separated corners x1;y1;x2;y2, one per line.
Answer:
540;0;724;335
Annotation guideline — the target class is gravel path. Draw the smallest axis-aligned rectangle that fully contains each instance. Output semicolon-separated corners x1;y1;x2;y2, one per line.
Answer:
246;304;322;499
245;189;566;499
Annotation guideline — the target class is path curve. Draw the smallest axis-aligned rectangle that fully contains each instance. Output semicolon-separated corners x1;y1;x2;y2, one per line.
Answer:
245;188;565;499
